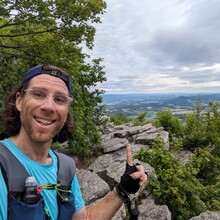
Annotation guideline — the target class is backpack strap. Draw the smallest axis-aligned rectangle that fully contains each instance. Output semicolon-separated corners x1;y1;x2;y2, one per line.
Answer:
53;151;76;219
53;151;76;186
0;143;29;192
0;143;76;190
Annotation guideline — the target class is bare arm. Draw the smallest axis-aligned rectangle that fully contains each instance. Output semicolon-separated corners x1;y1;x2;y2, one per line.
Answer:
72;191;123;220
72;145;147;220
87;191;123;220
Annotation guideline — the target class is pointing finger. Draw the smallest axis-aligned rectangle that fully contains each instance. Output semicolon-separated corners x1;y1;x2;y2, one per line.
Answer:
126;145;134;166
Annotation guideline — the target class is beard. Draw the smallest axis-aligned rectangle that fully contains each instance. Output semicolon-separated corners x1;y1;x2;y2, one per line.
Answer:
24;123;55;143
20;114;62;144
30;130;54;143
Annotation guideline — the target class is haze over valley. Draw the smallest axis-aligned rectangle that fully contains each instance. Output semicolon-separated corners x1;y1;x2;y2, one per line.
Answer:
102;93;220;120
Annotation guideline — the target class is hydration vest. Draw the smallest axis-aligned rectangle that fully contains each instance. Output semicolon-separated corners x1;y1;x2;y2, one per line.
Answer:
0;143;76;220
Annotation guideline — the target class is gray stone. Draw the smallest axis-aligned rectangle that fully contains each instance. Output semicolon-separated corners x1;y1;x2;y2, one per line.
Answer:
138;196;172;220
135;130;169;149
75;122;216;219
101;137;129;153
189;211;220;220
77;169;110;206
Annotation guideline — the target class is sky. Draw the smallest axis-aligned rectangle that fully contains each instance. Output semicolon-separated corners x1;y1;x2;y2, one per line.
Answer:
87;0;220;94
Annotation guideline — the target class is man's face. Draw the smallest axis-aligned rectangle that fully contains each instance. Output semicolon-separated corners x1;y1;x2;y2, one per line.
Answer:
16;74;69;144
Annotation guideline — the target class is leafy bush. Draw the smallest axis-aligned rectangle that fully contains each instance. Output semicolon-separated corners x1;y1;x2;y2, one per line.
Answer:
155;109;184;138
133;111;149;126
183;113;209;149
183;101;220;151
109;112;131;125
134;101;220;219
134;140;208;220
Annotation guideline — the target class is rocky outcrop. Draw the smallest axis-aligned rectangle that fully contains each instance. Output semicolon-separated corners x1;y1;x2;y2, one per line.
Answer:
74;123;219;219
101;123;169;153
75;123;171;219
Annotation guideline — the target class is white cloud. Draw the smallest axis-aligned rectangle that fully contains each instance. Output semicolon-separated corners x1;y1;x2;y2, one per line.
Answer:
88;0;220;94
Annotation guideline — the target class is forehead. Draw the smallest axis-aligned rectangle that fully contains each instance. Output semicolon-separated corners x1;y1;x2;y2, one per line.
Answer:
28;74;68;93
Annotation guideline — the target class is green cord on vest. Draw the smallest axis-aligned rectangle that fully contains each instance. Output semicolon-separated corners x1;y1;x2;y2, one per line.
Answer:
44;208;51;217
41;184;72;202
41;184;56;190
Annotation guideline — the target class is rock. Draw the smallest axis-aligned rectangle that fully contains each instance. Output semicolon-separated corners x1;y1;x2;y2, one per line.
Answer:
135;130;169;150
138;196;172;220
189;211;220;220
101;137;129;153
80;123;172;218
75;122;216;219
112;204;127;220
77;169;110;206
113;123;153;138
88;153;155;189
101;123;169;153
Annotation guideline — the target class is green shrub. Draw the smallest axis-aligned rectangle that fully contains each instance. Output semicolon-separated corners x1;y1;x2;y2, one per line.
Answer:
155;109;184;138
109;112;131;125
134;139;208;220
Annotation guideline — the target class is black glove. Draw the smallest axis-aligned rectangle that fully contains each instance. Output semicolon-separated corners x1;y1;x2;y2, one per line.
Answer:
119;163;140;194
114;163;140;202
114;163;144;219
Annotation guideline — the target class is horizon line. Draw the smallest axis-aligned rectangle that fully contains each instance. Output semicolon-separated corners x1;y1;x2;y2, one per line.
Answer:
102;92;220;95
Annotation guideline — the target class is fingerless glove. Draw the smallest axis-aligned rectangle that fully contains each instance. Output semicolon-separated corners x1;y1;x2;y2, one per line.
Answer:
114;163;140;201
120;163;140;194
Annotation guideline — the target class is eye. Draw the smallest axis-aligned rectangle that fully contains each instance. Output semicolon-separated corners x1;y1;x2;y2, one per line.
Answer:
31;90;47;99
54;95;68;105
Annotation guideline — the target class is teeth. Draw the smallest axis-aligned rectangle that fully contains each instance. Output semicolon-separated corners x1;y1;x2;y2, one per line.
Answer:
35;118;53;125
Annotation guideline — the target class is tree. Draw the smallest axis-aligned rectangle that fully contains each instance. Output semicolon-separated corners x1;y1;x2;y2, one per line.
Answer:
183;101;220;151
110;112;131;125
205;102;220;157
0;0;107;159
134;111;148;125
155;109;183;137
183;113;208;149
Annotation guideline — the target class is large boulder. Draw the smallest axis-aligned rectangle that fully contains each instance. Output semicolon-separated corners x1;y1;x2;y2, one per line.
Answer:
77;169;110;206
101;137;129;153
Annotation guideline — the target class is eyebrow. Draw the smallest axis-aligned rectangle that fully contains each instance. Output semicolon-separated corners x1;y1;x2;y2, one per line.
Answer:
28;87;69;96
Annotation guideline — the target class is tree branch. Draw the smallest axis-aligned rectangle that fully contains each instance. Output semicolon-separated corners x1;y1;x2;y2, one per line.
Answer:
0;22;21;29
0;45;41;59
0;27;62;38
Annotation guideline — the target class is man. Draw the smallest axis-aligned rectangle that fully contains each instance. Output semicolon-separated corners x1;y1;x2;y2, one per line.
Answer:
0;64;147;220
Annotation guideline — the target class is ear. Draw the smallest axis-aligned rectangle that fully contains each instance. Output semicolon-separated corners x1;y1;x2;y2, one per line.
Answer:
15;92;22;112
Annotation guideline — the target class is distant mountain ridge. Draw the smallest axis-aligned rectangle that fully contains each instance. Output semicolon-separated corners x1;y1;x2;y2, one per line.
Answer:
168;94;220;106
102;93;220;117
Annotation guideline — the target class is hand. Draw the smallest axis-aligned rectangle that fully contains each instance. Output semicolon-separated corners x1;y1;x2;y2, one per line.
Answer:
116;145;148;195
126;145;148;187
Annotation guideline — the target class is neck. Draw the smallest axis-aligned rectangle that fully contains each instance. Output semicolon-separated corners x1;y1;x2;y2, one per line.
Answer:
10;135;52;164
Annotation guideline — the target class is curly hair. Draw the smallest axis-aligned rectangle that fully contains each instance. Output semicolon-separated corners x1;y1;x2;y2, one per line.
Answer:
2;80;74;143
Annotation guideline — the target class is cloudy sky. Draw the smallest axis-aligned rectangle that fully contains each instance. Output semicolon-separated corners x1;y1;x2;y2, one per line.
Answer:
88;0;220;94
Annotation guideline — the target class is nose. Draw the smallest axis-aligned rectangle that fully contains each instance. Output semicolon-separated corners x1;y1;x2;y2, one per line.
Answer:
39;96;56;112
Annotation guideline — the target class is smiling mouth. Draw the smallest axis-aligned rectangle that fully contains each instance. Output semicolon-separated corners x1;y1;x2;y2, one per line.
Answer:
35;117;54;125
